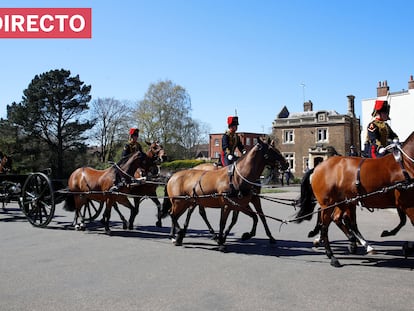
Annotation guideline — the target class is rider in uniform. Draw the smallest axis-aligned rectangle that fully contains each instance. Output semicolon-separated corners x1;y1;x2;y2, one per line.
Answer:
122;128;143;158
111;128;145;191
221;116;246;166
364;100;398;158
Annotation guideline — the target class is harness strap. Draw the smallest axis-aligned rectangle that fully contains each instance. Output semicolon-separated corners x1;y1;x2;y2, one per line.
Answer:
355;158;366;191
396;152;412;182
192;170;209;199
227;164;237;194
82;167;93;191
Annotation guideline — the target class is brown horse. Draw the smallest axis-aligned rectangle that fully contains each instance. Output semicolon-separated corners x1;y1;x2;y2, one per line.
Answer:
65;142;164;232
300;157;409;254
191;162;286;243
164;138;287;250
296;133;414;267
103;141;167;228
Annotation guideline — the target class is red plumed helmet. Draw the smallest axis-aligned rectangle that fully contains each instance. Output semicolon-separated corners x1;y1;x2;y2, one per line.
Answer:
372;100;390;116
129;128;139;136
227;116;239;127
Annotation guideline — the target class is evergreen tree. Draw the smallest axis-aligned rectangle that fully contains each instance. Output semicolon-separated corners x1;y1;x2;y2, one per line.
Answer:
7;69;93;177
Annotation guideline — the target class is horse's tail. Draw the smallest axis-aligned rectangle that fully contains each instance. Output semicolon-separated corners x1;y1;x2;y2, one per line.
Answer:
295;168;317;223
161;184;171;217
63;194;76;212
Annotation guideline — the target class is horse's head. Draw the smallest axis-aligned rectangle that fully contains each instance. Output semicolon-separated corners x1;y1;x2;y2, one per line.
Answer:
145;140;166;165
258;138;288;170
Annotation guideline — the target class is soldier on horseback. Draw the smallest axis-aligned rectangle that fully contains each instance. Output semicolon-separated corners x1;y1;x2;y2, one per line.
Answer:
122;128;143;157
221;116;246;166
364;100;398;158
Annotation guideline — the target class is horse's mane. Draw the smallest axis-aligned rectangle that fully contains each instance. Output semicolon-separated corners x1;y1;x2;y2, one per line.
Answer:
402;131;414;147
116;151;143;167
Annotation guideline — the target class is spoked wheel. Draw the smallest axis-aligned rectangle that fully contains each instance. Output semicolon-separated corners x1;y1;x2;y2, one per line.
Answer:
20;172;55;227
80;199;104;222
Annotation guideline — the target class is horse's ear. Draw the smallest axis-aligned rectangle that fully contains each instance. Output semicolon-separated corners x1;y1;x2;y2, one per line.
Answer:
145;141;151;146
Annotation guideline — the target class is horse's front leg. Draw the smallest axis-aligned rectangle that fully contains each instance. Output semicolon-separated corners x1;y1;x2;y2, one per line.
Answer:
174;205;197;246
151;197;163;227
102;199;113;234
123;197;140;230
217;205;232;252
111;203;128;230
198;206;218;240
381;207;407;237
251;195;276;244
224;210;239;240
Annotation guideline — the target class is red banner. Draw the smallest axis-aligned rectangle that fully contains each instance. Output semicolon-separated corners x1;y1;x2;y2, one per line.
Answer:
0;8;92;38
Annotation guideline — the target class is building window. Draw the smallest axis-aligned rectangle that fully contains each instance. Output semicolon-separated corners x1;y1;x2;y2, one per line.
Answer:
284;153;295;172
316;128;328;142
246;137;251;146
214;138;220;147
253;138;258;145
214;151;220;158
283;130;294;143
317;113;326;122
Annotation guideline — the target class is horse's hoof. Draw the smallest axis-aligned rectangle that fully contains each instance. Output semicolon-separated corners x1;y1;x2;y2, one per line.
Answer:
348;244;357;254
330;257;342;268
105;229;112;236
123;224;128;230
174;240;182;246
402;242;413;258
380;230;390;237
366;245;377;255
156;220;162;228
210;233;219;241
241;232;252;241
75;224;81;231
218;245;227;252
313;239;321;248
268;238;277;245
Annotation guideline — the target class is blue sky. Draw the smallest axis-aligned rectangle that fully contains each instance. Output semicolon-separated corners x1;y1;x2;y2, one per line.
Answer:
1;0;413;135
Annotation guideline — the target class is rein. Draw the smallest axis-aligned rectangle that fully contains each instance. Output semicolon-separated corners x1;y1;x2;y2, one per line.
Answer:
233;161;263;187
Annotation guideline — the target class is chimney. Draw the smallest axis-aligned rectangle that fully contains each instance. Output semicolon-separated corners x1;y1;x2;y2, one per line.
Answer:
409;75;414;90
347;95;355;118
304;100;313;112
377;80;389;97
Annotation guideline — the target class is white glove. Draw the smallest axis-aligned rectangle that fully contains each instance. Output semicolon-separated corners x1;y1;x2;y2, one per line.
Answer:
227;154;233;161
378;147;386;154
242;149;247;155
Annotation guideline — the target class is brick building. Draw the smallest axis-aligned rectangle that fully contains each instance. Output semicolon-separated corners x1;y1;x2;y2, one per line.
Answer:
272;96;361;178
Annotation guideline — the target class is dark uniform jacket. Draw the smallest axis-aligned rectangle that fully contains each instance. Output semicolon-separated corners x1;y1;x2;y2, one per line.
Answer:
364;119;398;158
122;140;143;158
221;130;245;166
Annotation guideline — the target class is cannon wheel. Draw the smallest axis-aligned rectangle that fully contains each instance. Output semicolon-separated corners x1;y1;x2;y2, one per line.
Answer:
80;199;104;222
20;172;55;227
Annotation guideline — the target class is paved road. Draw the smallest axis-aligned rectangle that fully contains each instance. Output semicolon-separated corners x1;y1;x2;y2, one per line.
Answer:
1;186;413;311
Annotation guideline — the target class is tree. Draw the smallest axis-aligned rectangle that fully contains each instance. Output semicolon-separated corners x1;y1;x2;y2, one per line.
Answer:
7;69;93;177
89;98;133;163
135;79;206;159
